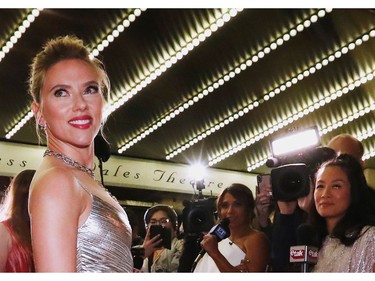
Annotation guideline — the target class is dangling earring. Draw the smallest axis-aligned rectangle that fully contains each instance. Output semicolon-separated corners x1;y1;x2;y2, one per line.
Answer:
39;123;46;130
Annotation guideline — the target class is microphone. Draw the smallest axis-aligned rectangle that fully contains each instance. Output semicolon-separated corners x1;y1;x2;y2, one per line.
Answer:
94;134;111;162
94;134;111;186
289;223;318;273
191;218;230;272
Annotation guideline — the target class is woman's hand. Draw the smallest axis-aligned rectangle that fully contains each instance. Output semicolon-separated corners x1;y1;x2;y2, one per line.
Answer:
255;184;273;227
200;234;220;257
142;227;163;258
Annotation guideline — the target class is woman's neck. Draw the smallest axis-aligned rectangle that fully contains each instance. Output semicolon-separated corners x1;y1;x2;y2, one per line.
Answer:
326;217;341;235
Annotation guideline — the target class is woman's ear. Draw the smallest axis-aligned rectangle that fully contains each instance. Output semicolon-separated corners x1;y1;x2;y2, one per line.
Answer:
32;101;45;127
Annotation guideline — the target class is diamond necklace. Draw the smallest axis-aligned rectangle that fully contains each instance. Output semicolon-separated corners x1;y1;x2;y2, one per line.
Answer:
43;149;95;178
43;149;120;205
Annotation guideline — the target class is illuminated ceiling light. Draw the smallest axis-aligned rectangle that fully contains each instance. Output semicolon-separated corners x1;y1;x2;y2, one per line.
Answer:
0;8;43;63
246;74;375;171
247;157;271;172
216;66;375;166
5;111;34;139
116;9;243;153
89;9;146;59
169;12;375;162
320;102;375;135
2;9;43;139
161;10;332;160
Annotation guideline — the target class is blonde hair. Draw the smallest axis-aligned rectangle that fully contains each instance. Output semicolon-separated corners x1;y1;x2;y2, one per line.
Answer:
28;35;110;141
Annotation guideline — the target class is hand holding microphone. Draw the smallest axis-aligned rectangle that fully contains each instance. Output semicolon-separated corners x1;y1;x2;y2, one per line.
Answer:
191;218;230;272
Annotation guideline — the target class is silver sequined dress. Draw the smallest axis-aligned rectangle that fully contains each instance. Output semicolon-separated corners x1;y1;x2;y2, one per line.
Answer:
76;194;133;272
313;226;375;272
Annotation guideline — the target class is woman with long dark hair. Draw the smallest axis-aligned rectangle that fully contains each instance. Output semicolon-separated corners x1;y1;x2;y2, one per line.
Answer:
311;154;375;272
193;183;270;272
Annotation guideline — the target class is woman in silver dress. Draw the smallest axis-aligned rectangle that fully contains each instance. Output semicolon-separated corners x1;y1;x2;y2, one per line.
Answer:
28;35;133;272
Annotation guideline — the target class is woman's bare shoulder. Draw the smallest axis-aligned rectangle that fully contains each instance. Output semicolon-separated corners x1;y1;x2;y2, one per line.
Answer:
30;165;81;207
246;228;270;245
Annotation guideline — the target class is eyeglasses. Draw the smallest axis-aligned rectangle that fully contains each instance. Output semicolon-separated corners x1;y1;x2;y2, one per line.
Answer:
149;217;170;226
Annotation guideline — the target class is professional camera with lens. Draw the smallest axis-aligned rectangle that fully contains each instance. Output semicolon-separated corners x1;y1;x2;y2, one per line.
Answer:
182;197;217;234
266;127;336;201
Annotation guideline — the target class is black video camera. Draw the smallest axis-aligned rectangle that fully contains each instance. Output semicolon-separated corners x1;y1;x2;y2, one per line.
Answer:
266;127;336;201
182;197;217;235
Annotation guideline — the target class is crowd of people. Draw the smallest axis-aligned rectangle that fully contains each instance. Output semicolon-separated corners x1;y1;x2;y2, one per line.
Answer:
0;35;374;273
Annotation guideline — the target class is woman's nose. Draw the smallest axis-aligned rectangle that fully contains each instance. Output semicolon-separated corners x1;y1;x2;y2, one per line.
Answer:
320;187;330;198
73;93;87;111
226;205;234;214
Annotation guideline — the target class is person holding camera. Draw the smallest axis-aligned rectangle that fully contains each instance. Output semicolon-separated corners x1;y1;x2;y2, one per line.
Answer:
138;205;184;272
311;154;375;272
193;183;270;272
256;134;373;272
255;146;336;272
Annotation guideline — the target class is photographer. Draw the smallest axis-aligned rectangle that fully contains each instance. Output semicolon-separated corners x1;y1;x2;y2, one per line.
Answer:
138;205;184;272
177;196;218;272
270;178;316;272
256;144;336;271
259;133;369;272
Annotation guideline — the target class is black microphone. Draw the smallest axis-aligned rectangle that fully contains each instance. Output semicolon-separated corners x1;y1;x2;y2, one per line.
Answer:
191;218;230;272
289;223;318;273
94;134;111;186
94;134;111;162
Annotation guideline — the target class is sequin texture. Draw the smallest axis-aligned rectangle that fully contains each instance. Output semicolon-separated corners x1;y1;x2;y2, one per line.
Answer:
313;226;375;272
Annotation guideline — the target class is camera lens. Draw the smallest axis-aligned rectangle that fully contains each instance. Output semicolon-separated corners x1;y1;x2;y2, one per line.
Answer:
271;163;310;201
183;198;216;234
279;171;304;197
188;208;208;226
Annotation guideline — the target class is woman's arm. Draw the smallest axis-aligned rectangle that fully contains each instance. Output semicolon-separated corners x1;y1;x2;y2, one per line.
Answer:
241;231;270;272
29;169;84;272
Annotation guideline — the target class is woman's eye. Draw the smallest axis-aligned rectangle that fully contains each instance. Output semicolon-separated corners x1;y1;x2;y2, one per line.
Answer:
54;89;68;97
85;85;99;95
234;202;242;207
221;203;229;208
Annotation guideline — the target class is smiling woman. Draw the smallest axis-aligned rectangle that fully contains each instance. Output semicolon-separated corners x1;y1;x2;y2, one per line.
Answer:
27;35;133;272
311;154;375;272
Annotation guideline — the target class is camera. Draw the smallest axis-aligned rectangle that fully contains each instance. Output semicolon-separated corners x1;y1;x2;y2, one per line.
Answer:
266;127;336;201
271;163;309;201
182;197;217;234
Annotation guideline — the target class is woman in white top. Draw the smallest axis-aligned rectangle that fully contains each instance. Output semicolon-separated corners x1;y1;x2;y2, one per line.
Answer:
193;183;270;272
